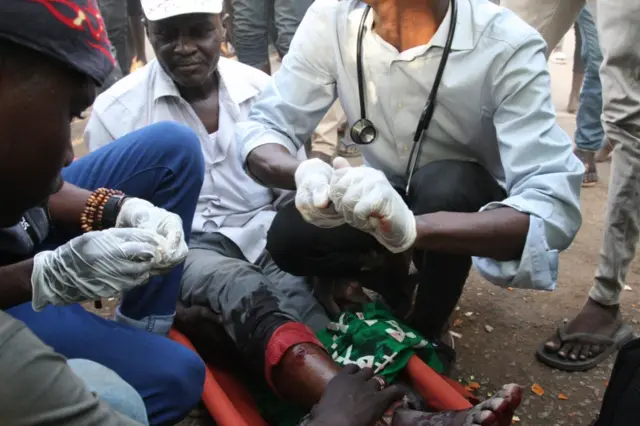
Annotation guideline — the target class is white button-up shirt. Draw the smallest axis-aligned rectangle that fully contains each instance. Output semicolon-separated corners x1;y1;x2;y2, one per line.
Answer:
86;57;281;263
238;0;584;291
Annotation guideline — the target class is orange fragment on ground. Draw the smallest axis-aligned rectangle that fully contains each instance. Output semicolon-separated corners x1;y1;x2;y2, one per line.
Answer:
507;287;513;291
468;381;481;390
531;383;544;396
558;393;569;400
453;319;464;327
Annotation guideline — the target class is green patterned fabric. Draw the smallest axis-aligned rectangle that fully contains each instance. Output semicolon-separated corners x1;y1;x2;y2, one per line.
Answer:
244;303;443;425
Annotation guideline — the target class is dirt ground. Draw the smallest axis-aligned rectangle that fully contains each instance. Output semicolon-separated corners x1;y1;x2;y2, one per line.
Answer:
76;33;639;426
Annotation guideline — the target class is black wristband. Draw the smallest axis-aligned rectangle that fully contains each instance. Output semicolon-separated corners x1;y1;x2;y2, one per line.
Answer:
101;195;128;229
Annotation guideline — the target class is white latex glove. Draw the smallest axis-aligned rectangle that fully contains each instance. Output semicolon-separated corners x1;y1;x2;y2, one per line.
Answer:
294;158;345;228
116;198;188;268
31;228;175;311
329;157;417;253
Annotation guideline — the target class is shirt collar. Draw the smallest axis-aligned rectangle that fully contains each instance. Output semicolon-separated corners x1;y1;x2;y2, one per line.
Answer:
151;57;260;106
430;0;475;51
358;0;475;52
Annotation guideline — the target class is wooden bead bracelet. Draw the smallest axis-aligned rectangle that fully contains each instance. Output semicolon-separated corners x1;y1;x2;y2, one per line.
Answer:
80;188;124;233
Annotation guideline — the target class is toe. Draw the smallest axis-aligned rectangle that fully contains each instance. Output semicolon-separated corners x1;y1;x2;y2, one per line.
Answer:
472;409;496;426
590;344;603;356
578;344;592;360
558;343;573;358
544;334;563;352
568;344;583;361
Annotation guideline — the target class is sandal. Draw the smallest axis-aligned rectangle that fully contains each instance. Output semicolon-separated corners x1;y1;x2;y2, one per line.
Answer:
536;323;634;372
575;148;598;187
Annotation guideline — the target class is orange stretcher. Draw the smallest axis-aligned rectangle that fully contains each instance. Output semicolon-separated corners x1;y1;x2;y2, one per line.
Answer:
169;328;473;426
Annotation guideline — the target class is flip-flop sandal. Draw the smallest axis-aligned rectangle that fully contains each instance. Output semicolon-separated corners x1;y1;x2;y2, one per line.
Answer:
535;323;634;372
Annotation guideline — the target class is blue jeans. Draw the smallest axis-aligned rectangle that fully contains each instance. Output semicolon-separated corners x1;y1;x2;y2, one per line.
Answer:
69;359;149;425
231;0;314;70
8;122;206;425
574;7;604;152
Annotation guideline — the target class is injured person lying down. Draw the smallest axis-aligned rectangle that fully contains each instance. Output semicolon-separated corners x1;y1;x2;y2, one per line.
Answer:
85;0;526;424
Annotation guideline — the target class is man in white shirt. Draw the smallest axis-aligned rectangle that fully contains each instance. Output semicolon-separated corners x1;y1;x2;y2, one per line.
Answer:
240;0;583;349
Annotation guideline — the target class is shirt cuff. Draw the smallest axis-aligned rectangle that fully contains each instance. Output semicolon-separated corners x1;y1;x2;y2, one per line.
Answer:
240;128;299;167
472;203;559;291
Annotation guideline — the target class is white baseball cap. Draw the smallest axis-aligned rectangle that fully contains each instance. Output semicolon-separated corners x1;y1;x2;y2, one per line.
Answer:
141;0;223;22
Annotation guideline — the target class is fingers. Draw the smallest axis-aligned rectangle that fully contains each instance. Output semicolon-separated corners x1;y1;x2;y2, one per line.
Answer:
339;364;361;376
376;384;406;405
353;366;375;380
119;241;161;263
332;156;351;169
311;186;331;209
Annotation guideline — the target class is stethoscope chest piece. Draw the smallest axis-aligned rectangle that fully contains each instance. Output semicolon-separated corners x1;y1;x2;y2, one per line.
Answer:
350;117;377;145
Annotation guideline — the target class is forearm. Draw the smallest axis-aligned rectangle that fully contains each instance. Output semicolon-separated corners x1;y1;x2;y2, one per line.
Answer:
414;207;530;261
246;144;302;190
0;259;34;309
48;182;92;230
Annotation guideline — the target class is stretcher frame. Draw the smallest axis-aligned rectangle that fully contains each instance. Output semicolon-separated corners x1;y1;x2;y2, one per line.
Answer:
169;328;473;426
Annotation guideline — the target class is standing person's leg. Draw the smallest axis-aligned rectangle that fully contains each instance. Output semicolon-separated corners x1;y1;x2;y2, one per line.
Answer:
567;22;584;113
68;359;149;425
7;303;205;425
58;122;205;335
573;6;604;187
127;0;147;70
500;0;585;57
231;0;271;74
405;161;506;340
98;0;130;75
537;0;640;372
271;0;314;59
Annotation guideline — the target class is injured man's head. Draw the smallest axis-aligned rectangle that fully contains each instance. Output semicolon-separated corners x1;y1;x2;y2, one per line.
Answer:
0;0;112;227
143;0;225;90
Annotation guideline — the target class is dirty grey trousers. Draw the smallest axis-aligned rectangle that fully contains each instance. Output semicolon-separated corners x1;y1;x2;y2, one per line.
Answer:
501;0;640;306
180;232;329;363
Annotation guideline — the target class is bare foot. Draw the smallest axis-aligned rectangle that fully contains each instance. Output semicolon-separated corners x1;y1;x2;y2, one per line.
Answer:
391;384;522;426
574;149;598;187
544;298;622;361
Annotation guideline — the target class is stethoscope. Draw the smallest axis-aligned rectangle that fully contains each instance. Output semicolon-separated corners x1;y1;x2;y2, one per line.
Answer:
349;0;458;195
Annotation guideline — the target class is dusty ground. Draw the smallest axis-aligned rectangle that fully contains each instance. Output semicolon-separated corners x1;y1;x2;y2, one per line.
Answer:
76;32;639;426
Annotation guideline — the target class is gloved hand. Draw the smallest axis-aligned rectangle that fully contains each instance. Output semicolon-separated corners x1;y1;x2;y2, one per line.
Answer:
294;158;345;228
306;365;404;426
329;157;417;253
116;198;188;268
31;228;174;311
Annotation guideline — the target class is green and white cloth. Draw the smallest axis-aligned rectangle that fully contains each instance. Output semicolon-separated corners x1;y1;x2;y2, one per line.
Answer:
245;303;443;425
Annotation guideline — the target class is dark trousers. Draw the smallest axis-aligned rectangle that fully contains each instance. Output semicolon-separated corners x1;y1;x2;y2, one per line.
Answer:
595;338;640;425
267;160;505;339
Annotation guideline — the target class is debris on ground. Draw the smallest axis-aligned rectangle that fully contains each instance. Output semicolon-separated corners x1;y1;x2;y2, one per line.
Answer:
531;383;545;396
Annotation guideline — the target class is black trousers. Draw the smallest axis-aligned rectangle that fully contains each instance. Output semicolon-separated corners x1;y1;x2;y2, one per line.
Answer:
594;338;640;425
267;160;505;339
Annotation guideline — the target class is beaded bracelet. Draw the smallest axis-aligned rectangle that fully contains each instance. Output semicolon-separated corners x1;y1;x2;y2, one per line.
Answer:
80;188;124;232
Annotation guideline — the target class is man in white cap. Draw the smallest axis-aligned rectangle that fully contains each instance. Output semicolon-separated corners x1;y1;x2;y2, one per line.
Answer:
85;0;345;408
